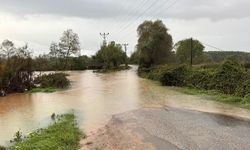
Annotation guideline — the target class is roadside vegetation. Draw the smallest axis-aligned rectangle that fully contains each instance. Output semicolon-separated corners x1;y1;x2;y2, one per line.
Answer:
10;113;83;150
134;20;250;107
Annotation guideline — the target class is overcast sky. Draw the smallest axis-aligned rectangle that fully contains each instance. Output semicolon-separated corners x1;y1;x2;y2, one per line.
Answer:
0;0;249;56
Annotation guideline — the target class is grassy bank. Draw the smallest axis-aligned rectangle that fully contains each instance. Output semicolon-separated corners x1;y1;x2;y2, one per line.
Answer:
28;87;59;93
175;87;250;109
11;113;83;150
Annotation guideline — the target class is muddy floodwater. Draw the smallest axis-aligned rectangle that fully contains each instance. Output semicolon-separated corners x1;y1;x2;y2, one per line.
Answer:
0;66;250;145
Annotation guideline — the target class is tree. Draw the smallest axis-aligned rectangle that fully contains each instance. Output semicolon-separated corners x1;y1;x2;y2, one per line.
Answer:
0;39;15;59
175;38;205;64
137;20;173;68
0;40;33;94
95;41;126;69
129;50;140;64
59;29;80;69
49;42;61;58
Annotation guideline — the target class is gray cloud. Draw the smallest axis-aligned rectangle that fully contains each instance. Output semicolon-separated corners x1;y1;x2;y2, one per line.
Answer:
0;0;123;18
162;0;250;20
0;0;250;20
0;0;249;55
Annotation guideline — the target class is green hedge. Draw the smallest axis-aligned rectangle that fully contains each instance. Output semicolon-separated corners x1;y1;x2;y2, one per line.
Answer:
160;65;189;87
213;57;246;95
187;69;214;90
140;57;250;98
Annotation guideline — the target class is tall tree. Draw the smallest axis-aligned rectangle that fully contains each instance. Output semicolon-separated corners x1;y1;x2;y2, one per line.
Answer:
95;41;126;69
137;20;173;68
59;29;80;69
0;39;15;59
175;38;205;64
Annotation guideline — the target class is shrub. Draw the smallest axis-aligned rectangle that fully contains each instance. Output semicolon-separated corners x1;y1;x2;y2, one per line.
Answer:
236;78;250;97
146;65;169;81
243;62;250;69
213;57;245;95
34;73;70;89
187;69;214;90
160;65;189;86
0;145;6;150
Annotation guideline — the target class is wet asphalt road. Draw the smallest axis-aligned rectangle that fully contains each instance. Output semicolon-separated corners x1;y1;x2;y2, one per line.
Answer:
106;107;250;150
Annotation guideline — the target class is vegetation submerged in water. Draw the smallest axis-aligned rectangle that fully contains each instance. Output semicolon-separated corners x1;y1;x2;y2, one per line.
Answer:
34;73;70;89
28;87;59;93
94;65;131;73
11;113;83;150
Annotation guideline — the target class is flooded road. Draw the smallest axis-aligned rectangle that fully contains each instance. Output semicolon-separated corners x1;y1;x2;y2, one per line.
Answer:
0;66;250;145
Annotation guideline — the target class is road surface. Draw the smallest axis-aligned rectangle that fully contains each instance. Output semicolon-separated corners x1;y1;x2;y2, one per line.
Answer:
81;107;250;150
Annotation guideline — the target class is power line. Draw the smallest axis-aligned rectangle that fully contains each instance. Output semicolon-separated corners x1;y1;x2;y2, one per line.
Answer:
122;43;129;54
116;0;161;35
100;32;109;46
151;0;179;19
106;0;151;33
108;0;153;36
122;43;129;66
201;42;227;51
117;0;179;43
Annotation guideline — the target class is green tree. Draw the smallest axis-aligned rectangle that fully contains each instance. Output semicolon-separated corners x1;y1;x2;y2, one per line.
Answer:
95;41;126;69
0;39;15;59
175;38;205;64
59;29;80;69
137;20;173;68
129;50;140;64
0;40;33;94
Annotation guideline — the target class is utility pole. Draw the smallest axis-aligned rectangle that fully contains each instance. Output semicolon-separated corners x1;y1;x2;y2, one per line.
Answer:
122;43;129;67
100;33;109;46
190;37;193;66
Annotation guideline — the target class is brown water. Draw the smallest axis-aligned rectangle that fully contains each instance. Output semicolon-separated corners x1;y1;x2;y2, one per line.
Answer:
0;66;250;145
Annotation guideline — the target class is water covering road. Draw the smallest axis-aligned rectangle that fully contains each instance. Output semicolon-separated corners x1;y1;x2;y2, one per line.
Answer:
0;66;250;145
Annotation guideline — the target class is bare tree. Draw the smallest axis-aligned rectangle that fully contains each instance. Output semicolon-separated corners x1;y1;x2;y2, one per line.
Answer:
59;29;80;69
49;42;60;58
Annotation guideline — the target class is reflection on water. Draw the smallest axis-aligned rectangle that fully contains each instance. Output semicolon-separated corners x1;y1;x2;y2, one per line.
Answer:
0;66;250;144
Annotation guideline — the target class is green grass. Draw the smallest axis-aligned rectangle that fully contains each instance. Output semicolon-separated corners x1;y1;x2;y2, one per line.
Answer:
28;87;60;93
12;114;83;150
175;87;250;109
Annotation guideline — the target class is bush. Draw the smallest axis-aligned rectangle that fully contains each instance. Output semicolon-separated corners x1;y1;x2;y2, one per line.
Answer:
236;78;250;97
187;69;214;90
0;145;6;150
34;73;70;89
243;62;250;69
160;65;189;86
213;57;245;95
143;65;169;81
139;57;249;98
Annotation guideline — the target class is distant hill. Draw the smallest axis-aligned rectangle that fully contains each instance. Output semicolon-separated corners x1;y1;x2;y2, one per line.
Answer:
205;51;250;63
